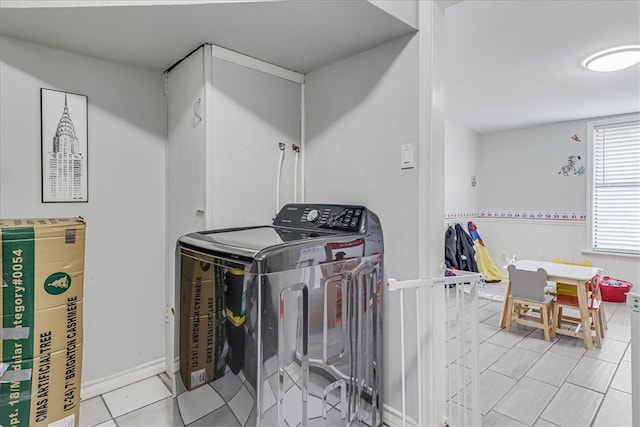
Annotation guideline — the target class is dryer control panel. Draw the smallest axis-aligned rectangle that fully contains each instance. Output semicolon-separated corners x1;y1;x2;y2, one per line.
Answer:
273;204;366;232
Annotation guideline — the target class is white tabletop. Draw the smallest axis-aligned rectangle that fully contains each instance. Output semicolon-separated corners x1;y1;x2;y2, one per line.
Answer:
513;260;602;282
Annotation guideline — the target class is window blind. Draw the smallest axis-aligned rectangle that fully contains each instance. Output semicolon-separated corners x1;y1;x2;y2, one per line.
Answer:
592;119;640;255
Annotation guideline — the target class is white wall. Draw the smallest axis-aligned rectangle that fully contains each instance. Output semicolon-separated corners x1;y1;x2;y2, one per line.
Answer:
450;118;639;288
304;33;420;418
478;119;587;213
0;36;167;385
209;56;301;228
444;120;479;211
305;34;420;282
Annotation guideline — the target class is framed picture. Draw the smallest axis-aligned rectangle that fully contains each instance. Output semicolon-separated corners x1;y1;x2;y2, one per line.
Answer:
41;88;88;202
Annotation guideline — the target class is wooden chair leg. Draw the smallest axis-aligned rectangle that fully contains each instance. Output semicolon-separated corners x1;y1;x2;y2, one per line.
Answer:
594;283;608;332
557;307;564;329
506;297;514;332
552;303;560;336
592;310;602;348
542;305;550;341
599;307;608;333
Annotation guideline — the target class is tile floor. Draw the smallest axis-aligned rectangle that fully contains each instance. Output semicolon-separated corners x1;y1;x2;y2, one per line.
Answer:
471;297;633;427
79;298;633;426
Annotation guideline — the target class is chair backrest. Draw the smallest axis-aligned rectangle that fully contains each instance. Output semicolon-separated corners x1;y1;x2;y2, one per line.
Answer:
553;257;592;267
508;264;548;302
553;257;597;298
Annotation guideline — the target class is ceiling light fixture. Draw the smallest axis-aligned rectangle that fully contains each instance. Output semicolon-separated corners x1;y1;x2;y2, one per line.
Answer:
583;45;640;72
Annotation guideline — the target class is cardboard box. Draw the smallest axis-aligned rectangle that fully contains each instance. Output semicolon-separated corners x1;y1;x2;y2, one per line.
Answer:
1;218;85;427
179;250;226;390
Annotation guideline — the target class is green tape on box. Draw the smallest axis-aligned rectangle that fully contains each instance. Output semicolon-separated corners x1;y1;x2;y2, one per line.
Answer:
1;227;35;426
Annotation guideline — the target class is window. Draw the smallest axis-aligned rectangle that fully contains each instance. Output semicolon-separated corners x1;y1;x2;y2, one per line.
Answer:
589;114;640;255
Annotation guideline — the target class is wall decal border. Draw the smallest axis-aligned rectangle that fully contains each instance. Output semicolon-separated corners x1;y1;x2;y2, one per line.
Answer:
445;210;587;221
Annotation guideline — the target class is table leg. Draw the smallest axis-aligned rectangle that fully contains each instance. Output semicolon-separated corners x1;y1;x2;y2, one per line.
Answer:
576;279;593;350
499;280;511;328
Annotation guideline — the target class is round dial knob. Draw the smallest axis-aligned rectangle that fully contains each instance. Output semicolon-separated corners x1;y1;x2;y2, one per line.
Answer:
306;209;320;223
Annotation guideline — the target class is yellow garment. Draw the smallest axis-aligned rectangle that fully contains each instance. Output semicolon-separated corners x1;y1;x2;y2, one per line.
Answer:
552;258;592;297
476;245;508;282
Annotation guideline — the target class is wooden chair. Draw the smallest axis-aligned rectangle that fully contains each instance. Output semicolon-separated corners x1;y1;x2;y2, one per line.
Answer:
505;265;555;341
552;258;607;335
552;273;605;348
553;291;603;348
551;258;592;297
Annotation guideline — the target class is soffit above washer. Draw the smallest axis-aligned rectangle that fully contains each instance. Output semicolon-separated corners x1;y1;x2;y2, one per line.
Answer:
0;0;417;73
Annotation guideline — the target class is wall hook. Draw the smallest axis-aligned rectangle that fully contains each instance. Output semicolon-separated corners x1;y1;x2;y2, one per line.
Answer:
193;97;202;126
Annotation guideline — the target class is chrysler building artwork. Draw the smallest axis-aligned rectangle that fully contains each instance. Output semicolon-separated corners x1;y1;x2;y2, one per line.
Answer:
41;89;88;202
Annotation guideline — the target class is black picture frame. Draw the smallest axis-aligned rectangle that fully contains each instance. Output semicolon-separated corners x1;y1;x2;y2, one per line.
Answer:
40;88;88;203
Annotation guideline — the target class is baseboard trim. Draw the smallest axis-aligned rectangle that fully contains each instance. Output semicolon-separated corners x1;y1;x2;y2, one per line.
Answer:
80;358;166;401
383;403;418;427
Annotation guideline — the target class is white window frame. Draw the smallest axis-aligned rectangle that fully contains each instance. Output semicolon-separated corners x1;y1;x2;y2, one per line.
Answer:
587;113;640;256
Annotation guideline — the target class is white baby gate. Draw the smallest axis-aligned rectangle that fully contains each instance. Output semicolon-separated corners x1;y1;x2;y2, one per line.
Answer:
388;270;484;427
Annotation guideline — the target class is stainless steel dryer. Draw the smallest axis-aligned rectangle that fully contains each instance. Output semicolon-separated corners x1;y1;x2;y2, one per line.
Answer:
176;203;383;426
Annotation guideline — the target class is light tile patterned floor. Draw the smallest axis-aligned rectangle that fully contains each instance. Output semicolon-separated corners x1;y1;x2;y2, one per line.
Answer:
79;299;633;426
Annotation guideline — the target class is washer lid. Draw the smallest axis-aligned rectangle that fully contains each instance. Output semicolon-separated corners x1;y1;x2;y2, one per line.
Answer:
178;225;337;258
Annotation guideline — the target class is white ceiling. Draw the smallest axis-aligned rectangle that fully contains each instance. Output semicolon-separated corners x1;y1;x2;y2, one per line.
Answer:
1;1;638;135
0;0;415;74
445;0;640;134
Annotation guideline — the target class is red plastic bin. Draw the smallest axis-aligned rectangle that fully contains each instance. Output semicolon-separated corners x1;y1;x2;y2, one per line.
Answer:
599;276;634;302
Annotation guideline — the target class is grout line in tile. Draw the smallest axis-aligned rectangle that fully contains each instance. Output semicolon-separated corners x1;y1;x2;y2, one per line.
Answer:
228;404;244;427
531;377;562;426
591;386;615;427
98;394;116;427
491;407;532;426
114;394;169;420
115;397;177;425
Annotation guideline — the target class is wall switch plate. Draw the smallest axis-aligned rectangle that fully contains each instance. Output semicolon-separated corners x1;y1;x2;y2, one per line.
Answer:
401;144;414;169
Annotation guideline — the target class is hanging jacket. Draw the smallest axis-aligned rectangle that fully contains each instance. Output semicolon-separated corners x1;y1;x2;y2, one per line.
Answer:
444;225;458;269
455;223;478;273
